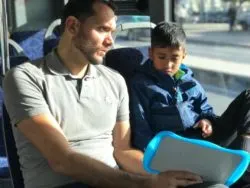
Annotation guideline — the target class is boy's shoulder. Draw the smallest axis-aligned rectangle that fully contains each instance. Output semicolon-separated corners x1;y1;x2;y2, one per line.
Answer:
131;71;152;85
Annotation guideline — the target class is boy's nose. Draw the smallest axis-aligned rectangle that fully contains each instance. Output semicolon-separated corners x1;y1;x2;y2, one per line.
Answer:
164;61;173;68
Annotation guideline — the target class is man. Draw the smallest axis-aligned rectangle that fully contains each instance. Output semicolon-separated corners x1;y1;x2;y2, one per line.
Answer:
3;0;226;187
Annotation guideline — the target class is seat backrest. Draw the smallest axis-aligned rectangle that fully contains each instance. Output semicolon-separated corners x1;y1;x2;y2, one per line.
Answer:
43;19;61;56
43;37;59;56
105;48;144;86
1;56;29;188
10;29;46;60
2;105;24;188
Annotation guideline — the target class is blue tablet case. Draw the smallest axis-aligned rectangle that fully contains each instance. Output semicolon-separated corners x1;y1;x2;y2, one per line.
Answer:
143;131;250;186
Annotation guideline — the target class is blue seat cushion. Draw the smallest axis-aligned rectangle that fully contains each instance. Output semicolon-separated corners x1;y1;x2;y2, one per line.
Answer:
105;48;144;85
43;36;59;56
11;29;46;60
0;157;10;178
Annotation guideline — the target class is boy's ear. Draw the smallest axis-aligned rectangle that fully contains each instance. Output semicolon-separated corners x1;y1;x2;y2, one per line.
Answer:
183;52;187;59
182;48;187;59
148;47;153;60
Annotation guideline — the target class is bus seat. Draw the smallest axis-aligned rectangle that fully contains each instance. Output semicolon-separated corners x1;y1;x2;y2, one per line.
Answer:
9;56;29;67
0;40;28;181
10;29;46;61
105;47;144;86
2;105;24;188
0;56;30;188
43;19;61;56
0;157;10;178
43;36;59;56
0;56;29;73
8;39;27;57
0;87;10;180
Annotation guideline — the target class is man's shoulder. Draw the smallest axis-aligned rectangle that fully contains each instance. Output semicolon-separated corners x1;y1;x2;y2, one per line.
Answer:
96;64;126;83
4;58;46;83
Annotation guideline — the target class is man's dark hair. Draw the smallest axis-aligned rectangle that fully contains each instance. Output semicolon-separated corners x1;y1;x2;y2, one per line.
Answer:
151;22;186;48
61;0;116;30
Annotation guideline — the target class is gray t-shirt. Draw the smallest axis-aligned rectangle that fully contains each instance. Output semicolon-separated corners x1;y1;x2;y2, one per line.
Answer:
3;51;130;188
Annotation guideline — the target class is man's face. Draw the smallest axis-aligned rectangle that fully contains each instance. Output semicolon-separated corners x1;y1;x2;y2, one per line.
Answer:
72;2;116;64
149;46;186;76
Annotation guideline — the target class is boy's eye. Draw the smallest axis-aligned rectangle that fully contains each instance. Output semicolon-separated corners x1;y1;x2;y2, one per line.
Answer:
158;56;165;60
172;57;180;62
98;26;109;32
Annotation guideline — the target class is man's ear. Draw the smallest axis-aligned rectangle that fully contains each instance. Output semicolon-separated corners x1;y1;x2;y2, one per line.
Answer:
148;47;153;60
65;16;80;36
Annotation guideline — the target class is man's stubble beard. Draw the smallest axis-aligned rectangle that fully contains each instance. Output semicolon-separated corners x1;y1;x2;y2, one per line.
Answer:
74;36;104;65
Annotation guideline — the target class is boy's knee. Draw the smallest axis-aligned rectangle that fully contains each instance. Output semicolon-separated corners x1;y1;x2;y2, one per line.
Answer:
229;135;250;152
241;135;250;152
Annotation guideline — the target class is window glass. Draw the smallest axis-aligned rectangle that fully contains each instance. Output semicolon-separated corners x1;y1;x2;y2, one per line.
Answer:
114;15;151;56
175;0;250;114
9;0;64;31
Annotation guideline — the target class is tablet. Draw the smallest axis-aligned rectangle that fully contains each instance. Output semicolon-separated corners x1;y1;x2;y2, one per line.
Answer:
143;131;250;186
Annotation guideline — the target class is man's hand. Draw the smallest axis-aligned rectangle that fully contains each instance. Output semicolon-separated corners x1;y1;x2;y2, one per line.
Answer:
151;171;203;188
194;119;213;138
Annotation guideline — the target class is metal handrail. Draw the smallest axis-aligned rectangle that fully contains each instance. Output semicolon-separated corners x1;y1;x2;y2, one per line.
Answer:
8;39;24;54
1;0;10;76
44;19;61;39
116;21;156;32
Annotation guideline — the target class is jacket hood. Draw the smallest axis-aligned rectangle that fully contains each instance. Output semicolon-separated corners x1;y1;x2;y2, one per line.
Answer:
136;59;194;82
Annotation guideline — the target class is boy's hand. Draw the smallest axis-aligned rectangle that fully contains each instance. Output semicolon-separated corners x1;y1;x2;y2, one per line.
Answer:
193;119;213;138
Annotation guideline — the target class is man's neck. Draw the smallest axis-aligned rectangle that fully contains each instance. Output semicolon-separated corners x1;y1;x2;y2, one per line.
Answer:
57;44;89;78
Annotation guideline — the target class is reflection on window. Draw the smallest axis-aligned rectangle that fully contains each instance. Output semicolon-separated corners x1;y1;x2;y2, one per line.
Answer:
12;0;64;30
15;0;27;28
114;15;151;49
174;0;250;114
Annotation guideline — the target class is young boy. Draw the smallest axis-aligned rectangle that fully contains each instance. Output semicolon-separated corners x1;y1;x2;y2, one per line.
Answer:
130;22;250;157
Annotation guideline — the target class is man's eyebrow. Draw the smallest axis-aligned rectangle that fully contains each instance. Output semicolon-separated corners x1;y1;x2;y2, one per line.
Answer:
99;25;116;32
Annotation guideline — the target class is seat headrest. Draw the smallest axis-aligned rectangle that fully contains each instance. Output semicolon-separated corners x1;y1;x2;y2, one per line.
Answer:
9;56;29;68
105;48;143;83
10;29;46;60
0;56;29;73
43;37;59;56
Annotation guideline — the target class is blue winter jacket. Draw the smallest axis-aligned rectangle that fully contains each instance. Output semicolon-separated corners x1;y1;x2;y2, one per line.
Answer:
130;59;216;151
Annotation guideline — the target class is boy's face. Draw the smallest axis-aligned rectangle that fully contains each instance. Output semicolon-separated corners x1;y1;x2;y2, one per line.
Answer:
149;46;186;76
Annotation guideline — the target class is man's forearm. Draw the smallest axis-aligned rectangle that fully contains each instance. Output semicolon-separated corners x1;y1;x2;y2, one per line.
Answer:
59;151;152;188
114;149;149;175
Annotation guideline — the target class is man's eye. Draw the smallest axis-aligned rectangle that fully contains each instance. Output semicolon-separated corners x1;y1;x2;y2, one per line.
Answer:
158;56;165;59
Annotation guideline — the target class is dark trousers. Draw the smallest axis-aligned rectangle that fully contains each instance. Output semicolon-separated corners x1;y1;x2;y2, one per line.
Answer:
188;182;227;188
55;182;91;188
211;89;250;187
212;89;250;149
57;182;228;188
180;89;250;148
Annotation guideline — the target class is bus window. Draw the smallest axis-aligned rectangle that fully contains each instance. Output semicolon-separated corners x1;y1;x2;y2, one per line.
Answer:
114;15;152;50
174;0;250;115
8;0;64;31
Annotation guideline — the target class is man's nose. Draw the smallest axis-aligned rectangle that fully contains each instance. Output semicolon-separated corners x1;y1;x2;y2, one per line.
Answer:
104;33;114;46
